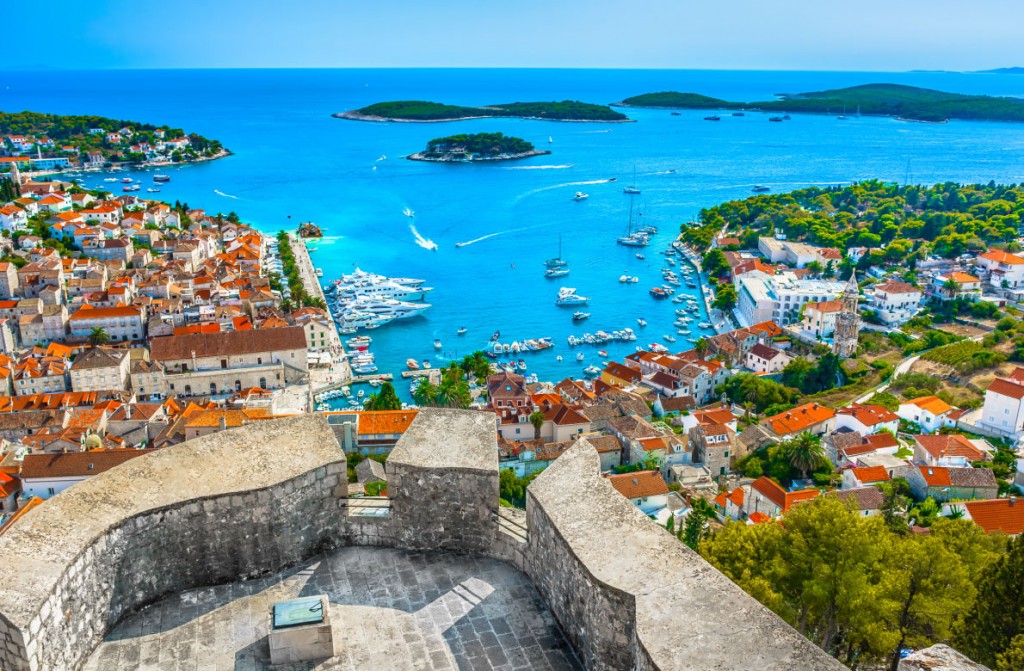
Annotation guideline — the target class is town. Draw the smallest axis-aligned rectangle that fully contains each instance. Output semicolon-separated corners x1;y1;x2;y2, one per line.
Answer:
0;159;1021;670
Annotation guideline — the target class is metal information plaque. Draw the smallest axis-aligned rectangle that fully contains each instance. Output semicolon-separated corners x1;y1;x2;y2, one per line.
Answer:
272;597;326;629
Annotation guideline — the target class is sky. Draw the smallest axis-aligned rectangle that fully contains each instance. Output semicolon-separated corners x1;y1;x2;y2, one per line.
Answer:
8;0;1023;71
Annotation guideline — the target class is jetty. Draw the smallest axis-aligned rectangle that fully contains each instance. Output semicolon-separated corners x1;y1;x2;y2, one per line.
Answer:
286;232;352;387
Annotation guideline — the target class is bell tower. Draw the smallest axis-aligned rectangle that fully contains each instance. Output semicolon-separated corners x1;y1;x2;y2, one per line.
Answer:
833;270;861;358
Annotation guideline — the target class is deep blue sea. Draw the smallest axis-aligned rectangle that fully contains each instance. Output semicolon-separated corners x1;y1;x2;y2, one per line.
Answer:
3;69;1024;400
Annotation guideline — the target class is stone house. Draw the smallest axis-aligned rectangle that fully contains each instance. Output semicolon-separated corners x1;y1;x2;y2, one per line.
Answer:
917;465;998;502
69;347;131;393
897;396;958;434
761;402;837;439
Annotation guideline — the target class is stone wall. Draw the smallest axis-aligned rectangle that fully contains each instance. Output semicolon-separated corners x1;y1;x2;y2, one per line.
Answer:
0;415;348;671
387;408;499;555
0;409;859;671
524;436;848;671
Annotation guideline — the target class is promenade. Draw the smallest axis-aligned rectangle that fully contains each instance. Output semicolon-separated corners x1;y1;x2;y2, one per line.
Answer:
287;232;352;391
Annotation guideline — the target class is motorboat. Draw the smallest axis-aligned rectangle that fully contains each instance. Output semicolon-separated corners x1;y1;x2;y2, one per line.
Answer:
572;311;590;321
406;358;420;370
403;208;415;218
583;365;601;377
556;287;589;306
732;112;745;117
422;360;431;369
704;115;721;121
637;318;647;327
103;177;118;182
153;174;170;182
545;267;570;278
518;359;527;371
576;352;585;362
598;350;608;357
457;326;468;335
664;335;676;342
434;339;442;349
121;177;132;184
573;192;588;201
490;330;501;341
147;188;160;193
635;253;645;260
752;184;771;193
769;116;784;122
649;287;671;299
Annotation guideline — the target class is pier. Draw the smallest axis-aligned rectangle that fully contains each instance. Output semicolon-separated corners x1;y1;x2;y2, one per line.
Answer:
286;232;352;387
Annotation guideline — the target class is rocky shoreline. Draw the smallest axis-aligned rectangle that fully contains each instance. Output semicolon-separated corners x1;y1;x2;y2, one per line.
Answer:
407;149;552;162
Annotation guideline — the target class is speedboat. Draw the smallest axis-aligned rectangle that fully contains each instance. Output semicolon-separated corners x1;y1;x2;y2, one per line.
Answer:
121;177;132;184
406;358;420;370
518;359;527;371
649;287;671;299
403;208;415;218
490;330;501;341
545;267;570;278
598;350;608;357
699;322;713;329
704;115;721;121
573;192;588;201
153;174;170;182
623;186;641;195
637;318;647;327
583;365;601;377
576;352;585;362
636;253;645;260
457;326;468;335
103;177;118;182
147;188;160;193
573;311;590;321
752;184;771;193
434;339;442;349
769;116;784;122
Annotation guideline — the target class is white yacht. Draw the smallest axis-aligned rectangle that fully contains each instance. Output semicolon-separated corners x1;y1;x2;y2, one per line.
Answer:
555;287;589;306
573;192;589;201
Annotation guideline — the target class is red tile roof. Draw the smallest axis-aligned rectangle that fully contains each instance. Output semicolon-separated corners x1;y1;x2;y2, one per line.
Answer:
750;476;819;512
987;377;1024;400
762;403;835;436
851;465;890;484
607;470;669;499
915;434;986;462
964;498;1024;535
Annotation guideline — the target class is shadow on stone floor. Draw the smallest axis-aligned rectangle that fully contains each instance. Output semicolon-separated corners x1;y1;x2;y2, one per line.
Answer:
86;548;580;671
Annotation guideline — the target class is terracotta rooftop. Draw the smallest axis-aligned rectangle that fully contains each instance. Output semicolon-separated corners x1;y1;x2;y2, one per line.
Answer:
851;465;890;484
751;476;819;513
915;434;987;462
837;403;899;426
963;498;1024;535
20;449;154;480
607;470;669;499
762;403;835;436
902;396;954;416
986;377;1024;400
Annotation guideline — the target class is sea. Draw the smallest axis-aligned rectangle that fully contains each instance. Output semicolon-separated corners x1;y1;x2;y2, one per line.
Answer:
3;68;1024;403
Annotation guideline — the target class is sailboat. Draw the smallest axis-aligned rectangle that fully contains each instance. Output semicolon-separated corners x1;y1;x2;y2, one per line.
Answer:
623;166;641;194
548;136;553;144
616;198;649;248
544;235;569;270
837;105;847;120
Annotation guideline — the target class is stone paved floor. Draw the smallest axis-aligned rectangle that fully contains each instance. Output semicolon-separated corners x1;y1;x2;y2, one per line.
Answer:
83;547;581;671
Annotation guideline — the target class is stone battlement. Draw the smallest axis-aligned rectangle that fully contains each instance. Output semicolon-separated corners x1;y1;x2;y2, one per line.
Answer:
0;409;845;671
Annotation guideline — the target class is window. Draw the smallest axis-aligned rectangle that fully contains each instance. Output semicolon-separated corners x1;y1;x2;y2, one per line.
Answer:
257;357;262;365
221;359;227;369
47;488;56;496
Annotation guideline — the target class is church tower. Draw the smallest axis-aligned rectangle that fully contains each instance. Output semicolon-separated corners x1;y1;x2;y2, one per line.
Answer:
833;270;860;358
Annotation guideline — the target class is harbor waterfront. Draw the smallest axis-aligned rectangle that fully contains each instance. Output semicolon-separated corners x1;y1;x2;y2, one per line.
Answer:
8;68;1024;399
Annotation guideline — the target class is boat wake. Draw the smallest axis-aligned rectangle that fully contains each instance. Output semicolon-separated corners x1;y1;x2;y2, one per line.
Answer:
403;207;415;218
515;178;616;201
214;190;240;199
454;226;530;248
409;224;438;251
505;164;573;170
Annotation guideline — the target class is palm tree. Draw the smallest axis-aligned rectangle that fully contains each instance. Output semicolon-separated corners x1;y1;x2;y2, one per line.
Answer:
412;379;438;406
529;410;545;439
784;432;826;481
942;277;959;298
88;327;110;347
695;337;709;360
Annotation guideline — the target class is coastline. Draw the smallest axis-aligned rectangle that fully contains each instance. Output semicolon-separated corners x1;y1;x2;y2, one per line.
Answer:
333;110;634;123
407;149;552;162
611;102;962;124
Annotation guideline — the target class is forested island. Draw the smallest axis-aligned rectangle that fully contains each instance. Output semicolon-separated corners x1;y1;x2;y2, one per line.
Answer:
408;132;550;162
336;100;629;122
0;111;226;165
617;84;1024;123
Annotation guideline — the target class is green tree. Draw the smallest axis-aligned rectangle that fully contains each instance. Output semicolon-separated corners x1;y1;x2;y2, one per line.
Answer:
712;283;738;311
694;336;709;359
412;379;438;406
955;535;1024;667
365;381;402;411
996;635;1024;671
782;432;826;481
682;498;715;549
529;410;545;439
702;248;730;277
87;328;110;346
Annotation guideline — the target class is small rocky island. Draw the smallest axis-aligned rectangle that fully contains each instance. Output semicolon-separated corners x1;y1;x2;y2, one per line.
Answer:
408;132;550;162
337;100;629;122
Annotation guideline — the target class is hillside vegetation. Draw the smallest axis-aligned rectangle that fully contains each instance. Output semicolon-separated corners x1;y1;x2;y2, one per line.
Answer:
422;132;535;158
620;83;1024;122
682;181;1024;262
344;99;628;122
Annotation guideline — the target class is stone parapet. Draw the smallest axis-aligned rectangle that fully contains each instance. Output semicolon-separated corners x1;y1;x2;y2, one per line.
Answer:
0;409;856;671
0;414;347;671
525;437;847;671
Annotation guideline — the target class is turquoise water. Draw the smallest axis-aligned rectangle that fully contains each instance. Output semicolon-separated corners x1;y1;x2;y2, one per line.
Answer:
4;69;1024;398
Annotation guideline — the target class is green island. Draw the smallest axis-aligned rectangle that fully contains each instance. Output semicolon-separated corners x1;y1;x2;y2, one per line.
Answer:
408;132;549;162
335;99;629;122
617;83;1024;123
0;110;226;167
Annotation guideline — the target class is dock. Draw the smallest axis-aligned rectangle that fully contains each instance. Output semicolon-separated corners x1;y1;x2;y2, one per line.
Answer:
401;369;443;382
313;373;394;395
